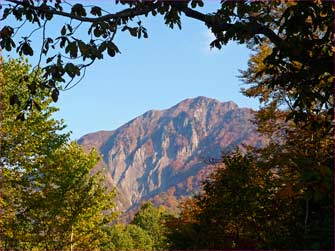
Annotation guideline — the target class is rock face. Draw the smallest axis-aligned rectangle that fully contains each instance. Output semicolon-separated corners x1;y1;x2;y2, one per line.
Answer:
78;97;264;213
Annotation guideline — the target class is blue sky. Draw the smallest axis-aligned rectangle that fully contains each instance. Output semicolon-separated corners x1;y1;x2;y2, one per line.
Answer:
4;1;259;139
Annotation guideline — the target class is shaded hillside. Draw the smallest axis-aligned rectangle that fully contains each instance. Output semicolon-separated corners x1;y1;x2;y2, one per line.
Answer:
78;97;265;214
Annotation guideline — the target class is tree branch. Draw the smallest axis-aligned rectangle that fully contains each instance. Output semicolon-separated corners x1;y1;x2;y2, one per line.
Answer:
181;6;232;30
178;5;284;48
5;0;161;23
6;0;284;48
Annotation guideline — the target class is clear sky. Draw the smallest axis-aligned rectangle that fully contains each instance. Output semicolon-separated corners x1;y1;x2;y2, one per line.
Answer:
4;1;259;140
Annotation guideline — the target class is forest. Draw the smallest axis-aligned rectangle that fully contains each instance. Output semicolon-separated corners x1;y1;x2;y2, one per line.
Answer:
0;0;333;250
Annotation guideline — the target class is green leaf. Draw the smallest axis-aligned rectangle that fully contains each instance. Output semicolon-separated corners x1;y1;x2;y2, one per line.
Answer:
32;99;42;111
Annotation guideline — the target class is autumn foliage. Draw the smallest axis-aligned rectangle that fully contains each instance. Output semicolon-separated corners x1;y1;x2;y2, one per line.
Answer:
0;0;333;250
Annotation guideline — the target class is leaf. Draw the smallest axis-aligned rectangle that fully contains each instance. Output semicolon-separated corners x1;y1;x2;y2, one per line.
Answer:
98;42;107;54
60;37;67;48
64;63;80;78
65;42;78;58
1;8;12;20
51;88;59;102
90;6;102;16
9;94;20;106
0;26;14;37
121;25;128;32
107;47;116;57
93;27;101;37
277;183;295;199
71;3;87;17
28;81;37;95
43;37;54;54
46;55;56;63
45;11;53;20
128;27;138;37
66;24;73;33
21;42;34;56
33;99;41;111
61;25;66;36
78;40;88;55
16;112;25;121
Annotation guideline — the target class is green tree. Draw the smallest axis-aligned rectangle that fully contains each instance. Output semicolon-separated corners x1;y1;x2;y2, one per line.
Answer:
105;224;135;251
126;224;154;250
0;58;116;250
132;201;171;250
104;223;154;251
0;57;68;249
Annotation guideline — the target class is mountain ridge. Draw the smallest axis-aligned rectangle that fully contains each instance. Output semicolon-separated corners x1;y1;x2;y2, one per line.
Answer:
78;96;264;214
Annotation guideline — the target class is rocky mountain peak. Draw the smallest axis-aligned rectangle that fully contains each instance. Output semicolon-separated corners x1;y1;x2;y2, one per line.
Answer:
167;96;237;116
79;97;264;214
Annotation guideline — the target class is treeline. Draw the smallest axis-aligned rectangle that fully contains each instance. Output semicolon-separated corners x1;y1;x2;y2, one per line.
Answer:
1;50;333;250
165;41;334;249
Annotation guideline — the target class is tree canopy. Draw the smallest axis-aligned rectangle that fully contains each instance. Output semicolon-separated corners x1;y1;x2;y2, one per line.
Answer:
132;201;171;250
0;58;117;250
1;0;333;126
168;139;333;249
101;202;172;250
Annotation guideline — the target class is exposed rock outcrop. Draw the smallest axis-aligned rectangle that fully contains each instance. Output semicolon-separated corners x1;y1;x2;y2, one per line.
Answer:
78;97;264;213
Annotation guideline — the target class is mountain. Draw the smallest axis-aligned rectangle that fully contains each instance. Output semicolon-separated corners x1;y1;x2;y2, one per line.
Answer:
78;96;264;215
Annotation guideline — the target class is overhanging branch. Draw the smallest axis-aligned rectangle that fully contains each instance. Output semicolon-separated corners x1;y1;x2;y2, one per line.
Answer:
6;0;284;47
178;5;284;48
5;0;161;23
